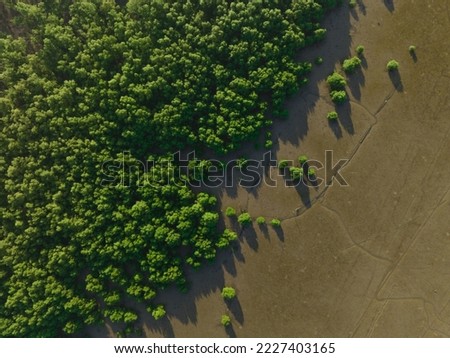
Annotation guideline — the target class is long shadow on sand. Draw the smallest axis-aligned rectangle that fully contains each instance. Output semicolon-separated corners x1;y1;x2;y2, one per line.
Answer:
384;0;395;13
389;69;404;92
277;4;354;147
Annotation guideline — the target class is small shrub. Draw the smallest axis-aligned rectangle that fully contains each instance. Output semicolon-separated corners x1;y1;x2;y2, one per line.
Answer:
386;59;399;71
152;305;166;320
298;155;308;165
270;219;281;227
343;56;362;74
308;168;316;177
289;167;304;180
314;28;327;41
256;216;266;225
221;287;236;300
356;45;365;56
349;0;356;8
314;56;323;65
278;160;289;169
237;212;252;226
327;111;338;121
225;207;236;217
221;314;231;327
326;72;347;91
330;90;347;104
408;45;416;54
264;139;273;149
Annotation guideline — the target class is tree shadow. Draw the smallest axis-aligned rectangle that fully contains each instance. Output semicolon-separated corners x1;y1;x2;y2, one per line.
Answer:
357;0;367;15
410;51;418;63
272;225;285;242
347;67;365;101
294;180;312;209
336;100;354;134
225;324;237;338
278;4;352;147
241;224;258;251
226;297;244;325
258;222;270;240
360;55;368;69
384;0;395;12
328;118;343;138
388;69;404;92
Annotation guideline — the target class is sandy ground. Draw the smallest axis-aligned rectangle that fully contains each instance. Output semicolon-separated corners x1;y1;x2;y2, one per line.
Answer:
87;0;450;337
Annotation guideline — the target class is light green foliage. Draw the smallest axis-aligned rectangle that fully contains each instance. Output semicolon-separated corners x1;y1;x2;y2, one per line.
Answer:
221;314;231;327
342;56;362;73
237;213;252;226
308;168;316;177
256;216;266;225
349;0;357;8
221;287;236;300
151;305;166;320
409;45;416;54
278;160;290;169
330;90;348;104
326;72;347;91
356;45;365;56
387;60;400;71
327;111;339;121
290;167;304;180
216;229;238;249
298;155;309;165
270;219;282;227
225;207;237;217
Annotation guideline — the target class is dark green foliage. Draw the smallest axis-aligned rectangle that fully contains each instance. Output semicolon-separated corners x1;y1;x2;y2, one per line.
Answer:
225;207;237;217
342;56;362;73
221;287;236;300
327;111;339;121
330;90;348;104
387;60;400;71
237;213;252;226
314;56;324;65
278;160;290;169
270;219;282;227
326;72;347;91
0;0;339;336
408;45;416;54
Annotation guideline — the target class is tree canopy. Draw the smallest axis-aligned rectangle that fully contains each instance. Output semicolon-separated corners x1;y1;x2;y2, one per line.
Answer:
0;0;338;336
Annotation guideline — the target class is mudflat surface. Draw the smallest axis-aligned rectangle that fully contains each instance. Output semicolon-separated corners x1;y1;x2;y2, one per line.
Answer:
89;0;450;337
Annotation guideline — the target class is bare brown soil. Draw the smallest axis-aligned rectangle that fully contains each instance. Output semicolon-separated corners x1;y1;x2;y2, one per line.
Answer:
87;0;450;338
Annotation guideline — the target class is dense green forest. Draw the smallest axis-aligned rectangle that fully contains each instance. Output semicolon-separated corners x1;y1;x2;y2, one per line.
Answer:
0;0;339;336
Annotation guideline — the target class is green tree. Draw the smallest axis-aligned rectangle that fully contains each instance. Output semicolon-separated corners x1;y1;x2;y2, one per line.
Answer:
237;213;252;226
221;314;231;327
221;287;236;300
